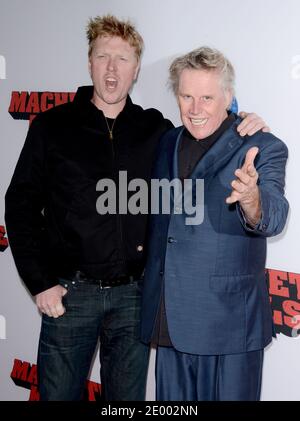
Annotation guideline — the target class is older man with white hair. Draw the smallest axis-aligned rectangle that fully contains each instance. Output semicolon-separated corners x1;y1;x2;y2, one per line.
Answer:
141;46;289;401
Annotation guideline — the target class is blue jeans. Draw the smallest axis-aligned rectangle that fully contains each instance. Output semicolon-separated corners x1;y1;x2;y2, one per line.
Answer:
37;276;149;401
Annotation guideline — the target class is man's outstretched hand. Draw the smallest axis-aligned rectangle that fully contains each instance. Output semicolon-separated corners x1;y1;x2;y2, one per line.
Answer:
226;146;261;227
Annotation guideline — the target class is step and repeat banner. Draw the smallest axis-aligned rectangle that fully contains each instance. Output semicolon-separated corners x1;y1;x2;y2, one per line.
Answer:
1;0;300;401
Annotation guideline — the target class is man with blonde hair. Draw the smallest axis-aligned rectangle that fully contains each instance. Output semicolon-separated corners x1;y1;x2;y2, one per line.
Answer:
141;46;288;400
6;16;269;401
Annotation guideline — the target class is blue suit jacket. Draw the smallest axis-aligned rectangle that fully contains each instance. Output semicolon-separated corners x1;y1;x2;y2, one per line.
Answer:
141;117;289;355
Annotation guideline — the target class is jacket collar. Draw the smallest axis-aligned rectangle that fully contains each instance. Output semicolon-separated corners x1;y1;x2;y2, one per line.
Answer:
73;85;142;130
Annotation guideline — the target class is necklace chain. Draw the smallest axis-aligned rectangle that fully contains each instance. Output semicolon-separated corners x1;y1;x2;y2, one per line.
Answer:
104;116;116;140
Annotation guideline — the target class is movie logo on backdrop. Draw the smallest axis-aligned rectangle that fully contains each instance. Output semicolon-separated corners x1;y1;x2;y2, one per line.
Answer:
8;91;75;125
267;269;300;337
11;359;101;401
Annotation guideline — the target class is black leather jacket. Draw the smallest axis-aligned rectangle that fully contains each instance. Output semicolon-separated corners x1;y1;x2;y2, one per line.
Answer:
5;86;172;295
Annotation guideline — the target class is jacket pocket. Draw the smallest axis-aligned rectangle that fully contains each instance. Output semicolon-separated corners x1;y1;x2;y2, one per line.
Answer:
210;274;254;293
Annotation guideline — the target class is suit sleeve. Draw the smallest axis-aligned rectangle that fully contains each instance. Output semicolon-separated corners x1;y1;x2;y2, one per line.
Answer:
5;117;58;296
237;135;289;237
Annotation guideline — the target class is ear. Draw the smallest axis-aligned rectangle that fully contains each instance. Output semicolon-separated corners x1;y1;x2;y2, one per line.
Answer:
133;60;141;81
225;89;233;110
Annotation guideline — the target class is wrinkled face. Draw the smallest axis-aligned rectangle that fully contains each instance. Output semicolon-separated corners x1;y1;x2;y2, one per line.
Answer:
177;68;232;139
88;36;140;116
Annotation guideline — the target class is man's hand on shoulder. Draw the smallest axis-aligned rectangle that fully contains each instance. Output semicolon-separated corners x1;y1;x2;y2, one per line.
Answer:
237;111;270;137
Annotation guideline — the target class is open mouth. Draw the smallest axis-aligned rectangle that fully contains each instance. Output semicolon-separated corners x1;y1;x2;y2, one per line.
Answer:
105;77;118;90
190;118;208;127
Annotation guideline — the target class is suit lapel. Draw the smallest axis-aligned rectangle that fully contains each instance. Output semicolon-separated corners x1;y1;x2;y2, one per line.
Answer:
170;127;185;180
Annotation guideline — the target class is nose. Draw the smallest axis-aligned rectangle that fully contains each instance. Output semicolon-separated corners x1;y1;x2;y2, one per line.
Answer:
107;57;116;72
190;99;202;116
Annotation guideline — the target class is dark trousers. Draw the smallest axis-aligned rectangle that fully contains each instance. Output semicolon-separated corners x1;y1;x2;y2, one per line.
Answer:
37;276;149;401
156;346;264;401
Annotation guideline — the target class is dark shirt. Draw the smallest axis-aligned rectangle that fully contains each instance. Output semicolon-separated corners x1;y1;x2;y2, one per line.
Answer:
178;112;236;179
152;112;237;346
